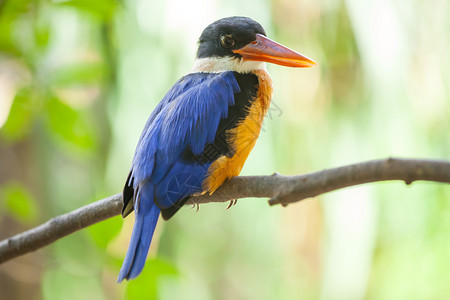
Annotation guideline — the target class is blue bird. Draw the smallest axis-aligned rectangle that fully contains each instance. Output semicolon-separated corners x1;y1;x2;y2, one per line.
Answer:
118;16;316;281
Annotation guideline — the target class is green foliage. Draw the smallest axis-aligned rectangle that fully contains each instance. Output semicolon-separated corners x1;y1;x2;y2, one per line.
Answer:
56;0;119;21
0;0;34;54
42;269;106;300
0;88;34;142
1;0;116;298
0;181;38;224
34;22;50;48
44;96;97;150
89;215;123;249
125;257;178;300
50;63;106;87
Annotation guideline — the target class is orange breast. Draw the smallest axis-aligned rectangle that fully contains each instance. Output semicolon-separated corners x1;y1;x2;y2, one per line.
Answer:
204;69;274;193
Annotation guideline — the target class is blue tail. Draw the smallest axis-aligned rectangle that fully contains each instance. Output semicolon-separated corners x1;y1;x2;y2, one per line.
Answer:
117;184;161;282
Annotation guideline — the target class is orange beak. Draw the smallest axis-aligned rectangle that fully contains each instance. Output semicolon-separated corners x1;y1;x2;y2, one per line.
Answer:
232;34;317;68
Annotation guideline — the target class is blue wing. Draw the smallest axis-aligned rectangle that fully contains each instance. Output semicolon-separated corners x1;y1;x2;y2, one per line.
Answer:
118;71;240;281
131;71;240;207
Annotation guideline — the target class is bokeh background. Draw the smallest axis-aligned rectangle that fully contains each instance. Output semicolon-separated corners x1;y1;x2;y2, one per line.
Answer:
0;0;449;299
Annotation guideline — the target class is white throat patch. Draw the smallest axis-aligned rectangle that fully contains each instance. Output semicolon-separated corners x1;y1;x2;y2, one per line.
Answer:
190;57;266;74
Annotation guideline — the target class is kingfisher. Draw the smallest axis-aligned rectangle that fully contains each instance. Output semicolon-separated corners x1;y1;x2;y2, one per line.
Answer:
118;16;316;281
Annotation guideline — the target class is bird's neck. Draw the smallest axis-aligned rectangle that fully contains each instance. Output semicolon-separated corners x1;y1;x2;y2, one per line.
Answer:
190;57;266;74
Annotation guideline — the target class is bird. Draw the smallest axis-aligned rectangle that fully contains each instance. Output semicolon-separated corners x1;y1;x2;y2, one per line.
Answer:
118;16;316;282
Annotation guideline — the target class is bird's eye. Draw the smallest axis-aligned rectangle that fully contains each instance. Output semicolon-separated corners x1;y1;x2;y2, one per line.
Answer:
220;35;235;48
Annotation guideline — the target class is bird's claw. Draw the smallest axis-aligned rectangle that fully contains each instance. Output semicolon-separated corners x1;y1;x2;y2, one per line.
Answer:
225;199;238;210
191;203;200;212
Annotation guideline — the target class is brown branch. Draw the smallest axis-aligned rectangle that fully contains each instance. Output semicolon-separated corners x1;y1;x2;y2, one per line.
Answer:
0;157;449;264
0;194;123;264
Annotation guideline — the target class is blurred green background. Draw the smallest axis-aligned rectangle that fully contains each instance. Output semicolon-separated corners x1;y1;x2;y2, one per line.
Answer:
0;0;449;299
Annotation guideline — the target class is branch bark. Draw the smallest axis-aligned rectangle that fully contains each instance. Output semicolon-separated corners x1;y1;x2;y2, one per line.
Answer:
0;157;449;264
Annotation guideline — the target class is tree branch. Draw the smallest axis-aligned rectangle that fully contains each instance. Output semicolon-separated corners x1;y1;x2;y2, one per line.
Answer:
0;157;449;264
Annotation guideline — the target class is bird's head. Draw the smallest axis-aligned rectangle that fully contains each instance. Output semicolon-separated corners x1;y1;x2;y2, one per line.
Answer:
192;16;317;73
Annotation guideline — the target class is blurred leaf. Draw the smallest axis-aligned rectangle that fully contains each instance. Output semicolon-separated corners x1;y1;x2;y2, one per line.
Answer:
35;23;50;48
0;18;18;54
0;181;38;224
0;0;36;55
55;0;118;21
45;96;97;150
42;269;106;300
0;88;34;142
88;215;123;249
53;230;104;270
125;257;178;299
50;63;106;87
2;0;35;15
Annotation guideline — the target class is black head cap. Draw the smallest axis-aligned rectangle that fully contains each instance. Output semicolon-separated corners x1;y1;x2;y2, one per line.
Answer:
196;16;266;59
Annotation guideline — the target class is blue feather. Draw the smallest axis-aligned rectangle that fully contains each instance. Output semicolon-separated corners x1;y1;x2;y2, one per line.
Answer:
117;182;160;281
153;161;211;208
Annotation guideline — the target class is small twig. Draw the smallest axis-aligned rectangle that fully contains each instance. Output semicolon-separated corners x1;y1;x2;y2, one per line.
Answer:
0;157;448;264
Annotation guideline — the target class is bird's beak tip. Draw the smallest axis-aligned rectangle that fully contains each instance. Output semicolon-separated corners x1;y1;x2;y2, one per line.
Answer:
293;57;318;68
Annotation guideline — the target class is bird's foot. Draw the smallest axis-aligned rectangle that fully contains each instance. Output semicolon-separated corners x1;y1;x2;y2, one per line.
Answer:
191;203;200;212
225;199;238;210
